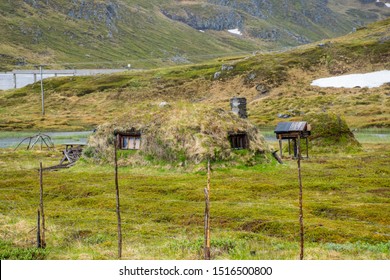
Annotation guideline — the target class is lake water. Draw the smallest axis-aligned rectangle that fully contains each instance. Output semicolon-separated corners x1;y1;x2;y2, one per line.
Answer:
0;73;68;90
0;69;126;91
0;131;93;149
0;130;388;149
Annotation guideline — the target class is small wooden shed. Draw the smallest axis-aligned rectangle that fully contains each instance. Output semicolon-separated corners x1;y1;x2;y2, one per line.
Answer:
274;121;311;158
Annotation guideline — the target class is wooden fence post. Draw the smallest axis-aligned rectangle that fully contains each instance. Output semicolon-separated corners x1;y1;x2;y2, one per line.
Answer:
204;159;211;260
306;137;309;159
278;135;283;158
37;209;41;248
114;142;122;259
39;162;46;248
272;151;283;164
297;136;304;260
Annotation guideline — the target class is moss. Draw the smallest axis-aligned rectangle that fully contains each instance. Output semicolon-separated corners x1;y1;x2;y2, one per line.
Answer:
304;113;361;152
0;240;47;260
5;91;28;99
0;142;390;259
88;103;269;166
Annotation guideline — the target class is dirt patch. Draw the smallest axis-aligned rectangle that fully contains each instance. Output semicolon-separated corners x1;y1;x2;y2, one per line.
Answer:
241;219;267;232
367;188;390;197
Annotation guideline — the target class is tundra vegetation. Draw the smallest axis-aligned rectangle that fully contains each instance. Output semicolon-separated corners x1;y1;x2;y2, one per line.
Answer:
0;19;389;260
0;136;389;260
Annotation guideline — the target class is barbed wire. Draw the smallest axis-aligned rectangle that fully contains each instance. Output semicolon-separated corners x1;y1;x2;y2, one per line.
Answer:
0;188;387;207
3;201;389;229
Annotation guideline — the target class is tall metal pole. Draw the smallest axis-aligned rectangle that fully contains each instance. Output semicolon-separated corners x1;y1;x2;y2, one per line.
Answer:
40;65;45;116
13;73;17;89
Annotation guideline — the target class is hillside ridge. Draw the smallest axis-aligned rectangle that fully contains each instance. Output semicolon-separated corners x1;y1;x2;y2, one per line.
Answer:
0;0;389;70
0;18;388;131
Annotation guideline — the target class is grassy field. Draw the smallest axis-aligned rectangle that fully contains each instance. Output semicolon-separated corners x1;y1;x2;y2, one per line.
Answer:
0;19;388;132
0;18;389;261
0;138;389;260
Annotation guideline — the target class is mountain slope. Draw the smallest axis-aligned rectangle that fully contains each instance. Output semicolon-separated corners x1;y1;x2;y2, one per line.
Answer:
0;0;265;70
0;18;388;131
162;0;349;43
0;0;389;71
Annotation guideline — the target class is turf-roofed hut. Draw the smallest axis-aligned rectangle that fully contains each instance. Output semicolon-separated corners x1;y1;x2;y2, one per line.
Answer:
303;112;361;153
86;103;269;166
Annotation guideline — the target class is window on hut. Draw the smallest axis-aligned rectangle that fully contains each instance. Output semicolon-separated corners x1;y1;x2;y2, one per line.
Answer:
121;135;141;150
116;133;141;150
229;133;249;149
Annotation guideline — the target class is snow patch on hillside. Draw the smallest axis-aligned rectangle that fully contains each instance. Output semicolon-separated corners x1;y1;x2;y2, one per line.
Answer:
228;28;242;35
376;0;390;7
311;70;390;88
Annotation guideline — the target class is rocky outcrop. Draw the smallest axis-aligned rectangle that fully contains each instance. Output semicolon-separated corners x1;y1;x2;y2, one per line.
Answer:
23;0;122;37
161;0;350;45
249;28;310;44
247;28;281;42
284;30;311;44
67;0;121;36
208;0;339;28
161;5;243;30
2;0;386;71
67;0;120;22
208;0;273;19
359;0;376;3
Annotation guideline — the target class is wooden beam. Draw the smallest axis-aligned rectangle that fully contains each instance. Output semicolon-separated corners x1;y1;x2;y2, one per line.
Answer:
278;134;283;158
288;139;291;155
306;138;309;159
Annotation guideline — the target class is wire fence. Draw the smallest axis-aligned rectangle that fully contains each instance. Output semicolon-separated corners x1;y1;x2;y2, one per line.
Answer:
1;159;389;260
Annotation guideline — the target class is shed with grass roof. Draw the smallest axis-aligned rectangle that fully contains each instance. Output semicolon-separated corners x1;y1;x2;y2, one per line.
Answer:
86;103;269;166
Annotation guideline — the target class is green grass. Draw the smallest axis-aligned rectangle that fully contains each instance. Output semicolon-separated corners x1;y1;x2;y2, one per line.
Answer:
0;16;389;260
0;142;389;260
1;19;389;132
0;240;47;260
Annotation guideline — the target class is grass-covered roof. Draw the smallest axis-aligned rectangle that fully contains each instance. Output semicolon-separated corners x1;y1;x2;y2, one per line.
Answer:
86;103;269;166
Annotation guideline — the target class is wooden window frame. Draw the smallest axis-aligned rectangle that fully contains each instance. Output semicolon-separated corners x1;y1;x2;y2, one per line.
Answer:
229;133;249;149
117;133;141;150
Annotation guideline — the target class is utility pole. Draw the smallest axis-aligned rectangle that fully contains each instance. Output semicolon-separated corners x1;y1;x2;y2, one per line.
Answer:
40;65;45;116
